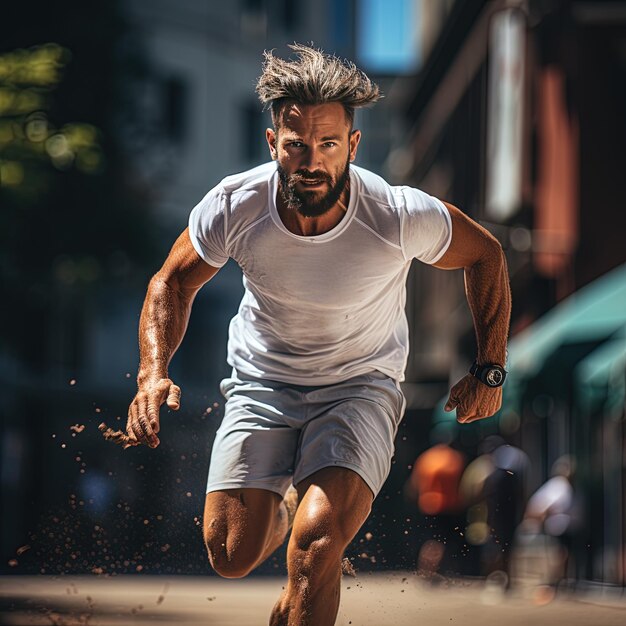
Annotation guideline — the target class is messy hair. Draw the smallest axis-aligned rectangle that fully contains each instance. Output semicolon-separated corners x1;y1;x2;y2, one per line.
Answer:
256;43;381;128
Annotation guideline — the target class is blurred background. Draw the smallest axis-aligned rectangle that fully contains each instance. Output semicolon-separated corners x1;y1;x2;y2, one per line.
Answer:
1;0;625;600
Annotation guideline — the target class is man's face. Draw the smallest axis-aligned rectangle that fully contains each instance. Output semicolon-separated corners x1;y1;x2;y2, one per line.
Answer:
266;102;361;218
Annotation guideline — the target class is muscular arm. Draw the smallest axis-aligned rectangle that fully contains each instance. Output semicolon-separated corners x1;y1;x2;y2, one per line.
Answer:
433;203;511;422
127;228;220;446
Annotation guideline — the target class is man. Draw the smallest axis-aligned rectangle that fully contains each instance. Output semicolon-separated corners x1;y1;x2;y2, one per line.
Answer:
125;44;511;625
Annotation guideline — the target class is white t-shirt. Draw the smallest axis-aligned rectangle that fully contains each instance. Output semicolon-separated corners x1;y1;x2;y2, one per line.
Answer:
189;162;451;385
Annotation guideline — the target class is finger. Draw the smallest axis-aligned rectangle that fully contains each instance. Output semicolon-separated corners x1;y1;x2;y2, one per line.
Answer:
127;404;138;441
139;413;159;448
130;415;144;443
132;396;149;442
457;413;478;424
166;384;181;410
444;395;458;412
148;412;160;434
143;400;160;447
460;414;486;424
456;404;477;424
461;403;495;422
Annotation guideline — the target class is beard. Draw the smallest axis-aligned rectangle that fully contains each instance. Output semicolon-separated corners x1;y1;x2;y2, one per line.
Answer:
277;156;350;218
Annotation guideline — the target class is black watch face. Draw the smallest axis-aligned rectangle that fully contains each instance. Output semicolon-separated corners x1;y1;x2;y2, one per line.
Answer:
486;367;504;387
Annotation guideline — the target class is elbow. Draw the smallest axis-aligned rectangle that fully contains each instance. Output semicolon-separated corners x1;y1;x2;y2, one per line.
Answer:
464;234;504;272
150;270;184;295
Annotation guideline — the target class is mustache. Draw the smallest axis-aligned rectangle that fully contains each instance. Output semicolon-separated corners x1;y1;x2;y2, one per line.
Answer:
290;170;332;184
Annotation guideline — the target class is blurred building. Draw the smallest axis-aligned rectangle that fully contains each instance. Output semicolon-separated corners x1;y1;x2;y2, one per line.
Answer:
2;0;413;574
121;0;399;392
393;0;626;588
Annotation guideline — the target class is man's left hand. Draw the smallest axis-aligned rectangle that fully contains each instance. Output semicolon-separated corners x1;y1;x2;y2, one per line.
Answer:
444;374;502;423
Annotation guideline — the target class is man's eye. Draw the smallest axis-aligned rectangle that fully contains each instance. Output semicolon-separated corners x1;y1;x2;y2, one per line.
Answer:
323;142;336;148
288;142;304;148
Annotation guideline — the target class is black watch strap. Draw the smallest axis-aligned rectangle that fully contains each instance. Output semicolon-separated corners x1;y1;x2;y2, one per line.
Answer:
469;361;507;387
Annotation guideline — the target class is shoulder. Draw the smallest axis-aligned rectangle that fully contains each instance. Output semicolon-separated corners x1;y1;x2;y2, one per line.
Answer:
188;163;275;265
215;161;276;207
193;162;275;225
352;166;450;260
352;165;398;210
352;165;444;215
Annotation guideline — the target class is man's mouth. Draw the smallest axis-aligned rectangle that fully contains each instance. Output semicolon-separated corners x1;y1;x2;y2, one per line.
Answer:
299;179;325;187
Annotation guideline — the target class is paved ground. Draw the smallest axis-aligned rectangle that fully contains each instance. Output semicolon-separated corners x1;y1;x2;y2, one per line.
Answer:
0;573;624;625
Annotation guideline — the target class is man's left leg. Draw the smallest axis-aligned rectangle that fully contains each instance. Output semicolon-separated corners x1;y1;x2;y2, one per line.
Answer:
270;466;373;626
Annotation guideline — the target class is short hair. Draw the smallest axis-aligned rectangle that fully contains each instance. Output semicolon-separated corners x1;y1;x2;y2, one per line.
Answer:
256;43;381;129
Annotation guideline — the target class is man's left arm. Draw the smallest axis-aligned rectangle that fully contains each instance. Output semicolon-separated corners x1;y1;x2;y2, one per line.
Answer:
433;202;512;423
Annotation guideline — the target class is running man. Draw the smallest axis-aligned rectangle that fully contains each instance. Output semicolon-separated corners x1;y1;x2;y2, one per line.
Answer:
125;44;511;626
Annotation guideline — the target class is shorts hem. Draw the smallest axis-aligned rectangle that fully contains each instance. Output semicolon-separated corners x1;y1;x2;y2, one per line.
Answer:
294;461;381;499
206;481;289;498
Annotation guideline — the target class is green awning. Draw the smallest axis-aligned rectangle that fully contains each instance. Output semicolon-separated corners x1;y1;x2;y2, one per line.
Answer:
507;263;626;378
576;330;626;416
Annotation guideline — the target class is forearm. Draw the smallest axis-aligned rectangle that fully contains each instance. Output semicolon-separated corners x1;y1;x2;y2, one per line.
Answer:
137;274;193;386
464;240;511;365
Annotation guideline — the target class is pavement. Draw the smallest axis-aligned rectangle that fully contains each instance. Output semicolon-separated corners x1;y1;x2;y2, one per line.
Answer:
0;572;625;626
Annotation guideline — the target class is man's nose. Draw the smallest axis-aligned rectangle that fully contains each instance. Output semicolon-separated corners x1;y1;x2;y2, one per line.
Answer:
301;145;322;170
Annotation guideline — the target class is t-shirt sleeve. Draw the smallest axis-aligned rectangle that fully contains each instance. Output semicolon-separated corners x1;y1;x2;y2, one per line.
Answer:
399;187;452;264
188;185;229;268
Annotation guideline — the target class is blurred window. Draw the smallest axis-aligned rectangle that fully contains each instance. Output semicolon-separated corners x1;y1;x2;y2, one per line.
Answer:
164;76;187;143
241;100;268;164
276;0;299;30
330;0;354;57
241;0;268;38
357;0;421;73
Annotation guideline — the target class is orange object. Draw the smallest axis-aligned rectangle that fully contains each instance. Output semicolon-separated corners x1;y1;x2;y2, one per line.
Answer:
411;444;465;514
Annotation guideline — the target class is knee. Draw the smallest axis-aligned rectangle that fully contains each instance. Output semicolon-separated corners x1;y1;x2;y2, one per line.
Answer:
210;554;254;579
204;531;260;579
290;527;344;577
205;540;255;579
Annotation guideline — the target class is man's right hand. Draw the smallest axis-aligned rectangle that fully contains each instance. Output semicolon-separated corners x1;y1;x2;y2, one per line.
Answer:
126;378;181;448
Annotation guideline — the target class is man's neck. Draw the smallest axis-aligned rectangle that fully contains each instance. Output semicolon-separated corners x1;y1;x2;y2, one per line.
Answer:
276;186;350;237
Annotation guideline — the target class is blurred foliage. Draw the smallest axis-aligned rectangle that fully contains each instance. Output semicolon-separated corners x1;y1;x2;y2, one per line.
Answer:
0;0;160;370
0;44;104;185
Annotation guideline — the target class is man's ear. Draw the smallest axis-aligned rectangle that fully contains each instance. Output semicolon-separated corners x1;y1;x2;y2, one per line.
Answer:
266;128;277;160
349;129;361;162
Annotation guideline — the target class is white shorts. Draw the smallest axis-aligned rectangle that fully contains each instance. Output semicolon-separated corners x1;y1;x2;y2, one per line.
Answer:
206;370;406;498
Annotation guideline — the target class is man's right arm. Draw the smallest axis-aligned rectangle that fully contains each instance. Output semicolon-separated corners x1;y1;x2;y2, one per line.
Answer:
126;227;220;448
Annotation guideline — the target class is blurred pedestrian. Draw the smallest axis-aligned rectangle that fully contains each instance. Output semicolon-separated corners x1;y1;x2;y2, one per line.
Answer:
407;442;466;579
521;455;577;603
460;435;529;590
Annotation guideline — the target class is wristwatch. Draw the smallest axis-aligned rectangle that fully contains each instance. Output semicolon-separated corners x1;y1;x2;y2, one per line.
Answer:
469;361;507;387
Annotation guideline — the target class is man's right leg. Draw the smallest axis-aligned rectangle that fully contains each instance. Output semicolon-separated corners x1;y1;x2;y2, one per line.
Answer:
203;488;290;578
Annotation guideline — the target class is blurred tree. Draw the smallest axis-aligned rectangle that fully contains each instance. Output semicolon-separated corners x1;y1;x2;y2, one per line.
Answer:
0;0;160;373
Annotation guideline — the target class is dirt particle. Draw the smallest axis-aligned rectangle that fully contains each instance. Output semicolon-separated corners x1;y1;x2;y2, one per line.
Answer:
341;557;356;577
98;422;139;449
